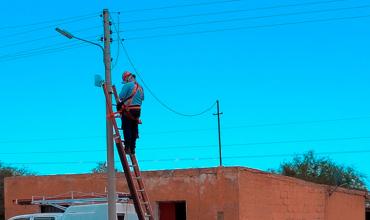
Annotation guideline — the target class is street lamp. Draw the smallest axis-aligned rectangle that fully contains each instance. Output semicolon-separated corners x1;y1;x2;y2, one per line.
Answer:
56;20;117;220
55;28;104;52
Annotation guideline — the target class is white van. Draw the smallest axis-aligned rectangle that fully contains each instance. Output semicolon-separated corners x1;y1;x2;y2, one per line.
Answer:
8;203;139;220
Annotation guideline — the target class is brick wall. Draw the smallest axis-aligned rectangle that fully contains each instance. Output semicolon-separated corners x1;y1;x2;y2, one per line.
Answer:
238;167;365;220
4;167;366;220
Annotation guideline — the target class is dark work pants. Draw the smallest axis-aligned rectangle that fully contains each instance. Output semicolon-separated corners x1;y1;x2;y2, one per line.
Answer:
121;109;141;153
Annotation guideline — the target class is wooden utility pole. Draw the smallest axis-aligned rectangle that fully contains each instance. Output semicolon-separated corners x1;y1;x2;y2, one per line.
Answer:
102;9;116;220
214;100;223;166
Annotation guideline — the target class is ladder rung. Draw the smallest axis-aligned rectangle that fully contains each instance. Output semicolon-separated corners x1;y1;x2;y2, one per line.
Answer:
133;176;142;179
141;201;149;204
129;164;137;167
137;189;145;192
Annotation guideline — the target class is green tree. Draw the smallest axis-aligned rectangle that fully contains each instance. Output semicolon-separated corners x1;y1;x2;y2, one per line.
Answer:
270;151;367;190
91;162;108;173
91;162;118;174
0;162;34;220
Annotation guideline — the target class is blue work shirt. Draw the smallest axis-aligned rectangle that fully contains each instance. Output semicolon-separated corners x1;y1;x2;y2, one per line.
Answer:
119;81;144;106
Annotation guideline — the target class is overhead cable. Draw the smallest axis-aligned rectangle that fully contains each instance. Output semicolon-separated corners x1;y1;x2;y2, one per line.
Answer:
0;13;98;30
121;0;347;24
126;14;370;40
5;149;370;166
0;44;88;62
2;135;370;154
0;41;82;60
0;34;101;62
0;15;99;40
120;0;241;13
121;5;370;33
1;115;369;144
111;19;217;117
0;25;101;49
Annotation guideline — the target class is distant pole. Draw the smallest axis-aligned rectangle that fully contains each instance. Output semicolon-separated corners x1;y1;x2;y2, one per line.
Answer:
103;9;117;220
213;100;223;166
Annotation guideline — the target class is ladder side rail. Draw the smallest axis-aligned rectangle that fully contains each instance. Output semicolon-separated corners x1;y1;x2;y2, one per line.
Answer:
130;155;154;218
111;85;120;104
102;84;147;220
113;85;154;220
114;140;147;220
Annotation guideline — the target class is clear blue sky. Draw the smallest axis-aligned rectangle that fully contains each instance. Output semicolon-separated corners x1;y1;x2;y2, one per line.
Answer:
0;0;369;186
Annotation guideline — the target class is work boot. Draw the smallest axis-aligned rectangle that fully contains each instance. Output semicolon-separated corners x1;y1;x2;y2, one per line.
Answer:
131;147;135;154
125;147;131;154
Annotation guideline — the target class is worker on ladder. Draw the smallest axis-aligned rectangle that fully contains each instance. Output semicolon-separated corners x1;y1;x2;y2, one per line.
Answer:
117;71;144;154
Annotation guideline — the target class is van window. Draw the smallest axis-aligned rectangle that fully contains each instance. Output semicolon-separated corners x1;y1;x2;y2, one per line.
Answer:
117;213;125;220
14;218;30;220
34;217;55;220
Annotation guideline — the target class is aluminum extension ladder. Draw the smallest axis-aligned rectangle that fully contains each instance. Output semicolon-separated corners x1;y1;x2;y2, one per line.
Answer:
102;83;154;220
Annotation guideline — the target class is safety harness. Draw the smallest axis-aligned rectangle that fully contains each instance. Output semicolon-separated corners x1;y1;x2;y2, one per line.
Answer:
121;82;143;123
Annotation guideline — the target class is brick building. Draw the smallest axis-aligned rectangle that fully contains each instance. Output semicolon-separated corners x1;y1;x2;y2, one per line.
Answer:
4;166;367;220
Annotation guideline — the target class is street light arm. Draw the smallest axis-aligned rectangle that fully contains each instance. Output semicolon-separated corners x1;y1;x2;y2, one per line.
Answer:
73;36;104;52
55;27;104;52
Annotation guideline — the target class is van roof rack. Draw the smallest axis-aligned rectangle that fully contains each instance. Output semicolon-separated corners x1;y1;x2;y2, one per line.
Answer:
14;191;131;209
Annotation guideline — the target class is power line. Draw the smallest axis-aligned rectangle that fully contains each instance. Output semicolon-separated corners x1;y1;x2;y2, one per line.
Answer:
2;136;370;154
5;149;370;166
120;5;370;33
125;14;370;40
222;149;370;159
0;13;98;30
140;149;370;161
223;136;370;147
144;115;370;134
0;25;101;49
0;41;79;58
0;115;369;144
0;135;104;144
223;116;370;130
0;15;99;40
0;37;97;58
0;0;348;48
121;0;347;24
140;136;370;150
0;43;88;62
111;19;217;117
0;149;105;155
120;0;241;13
0;42;86;62
0;45;87;62
0;34;102;62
